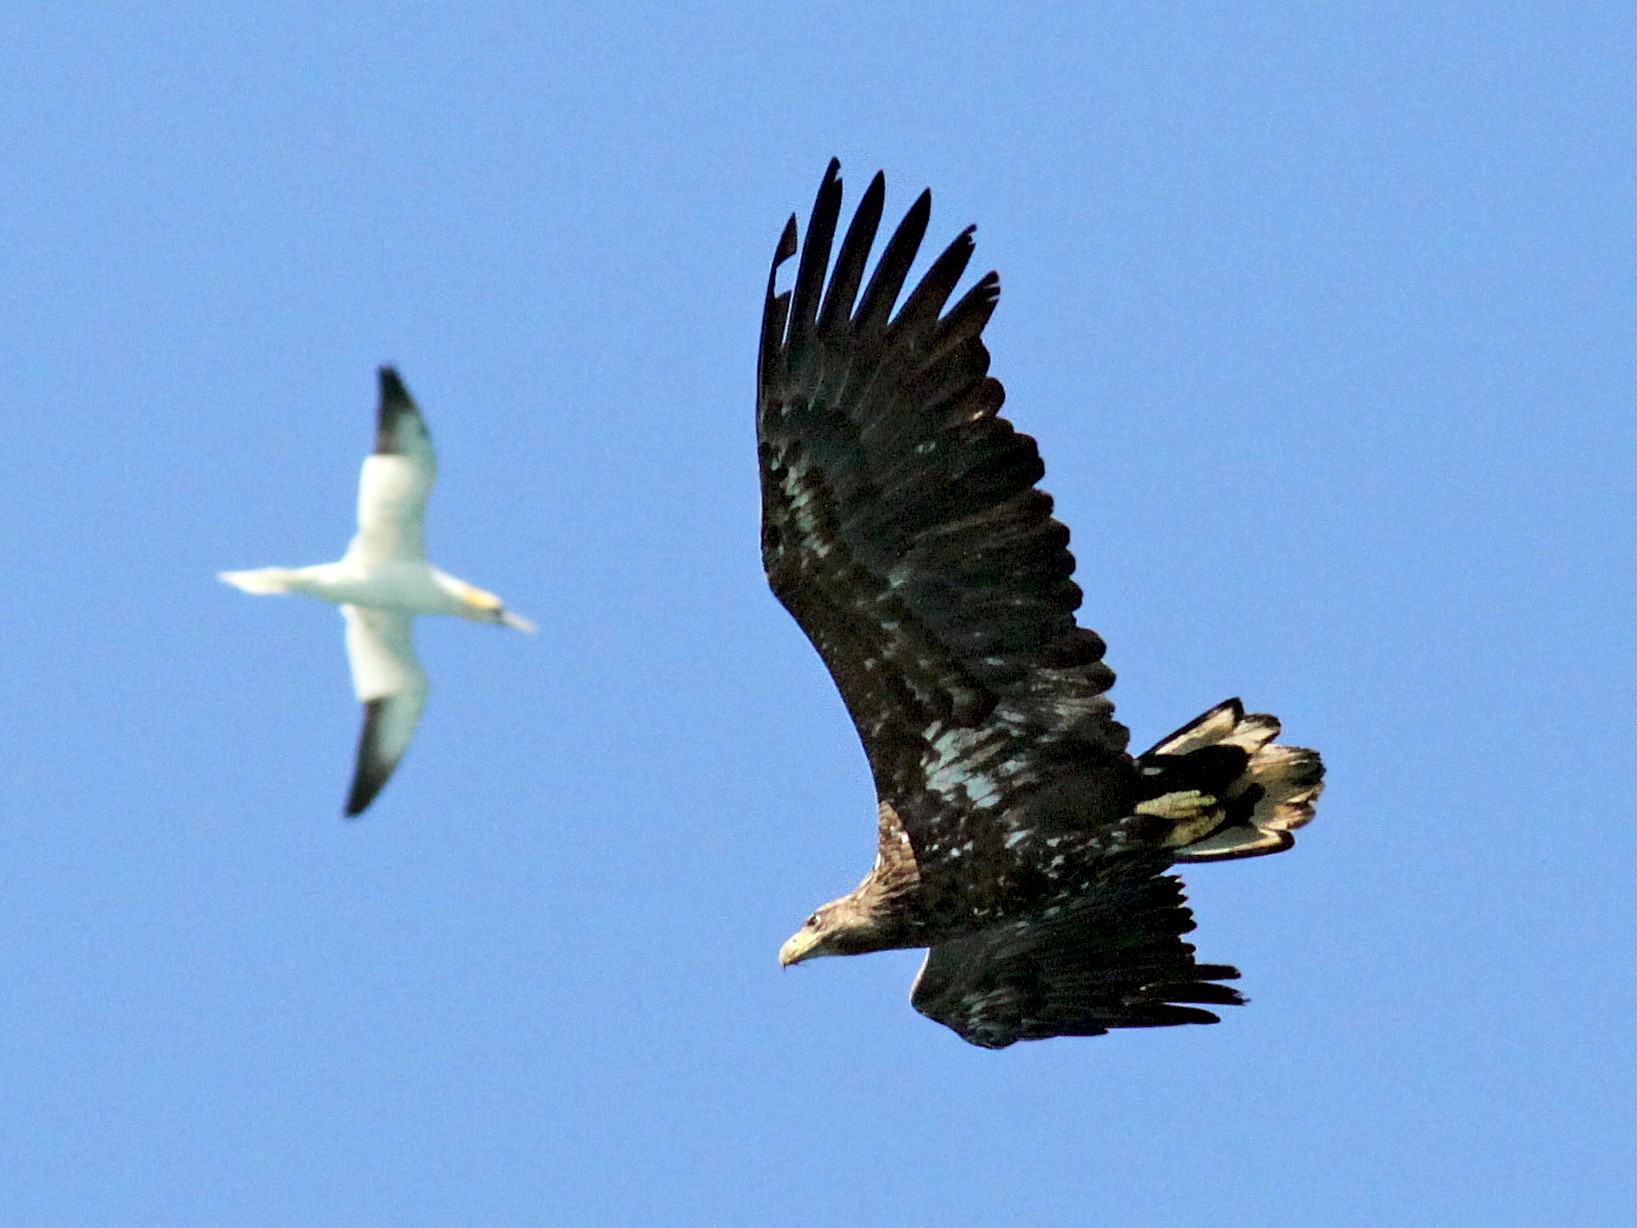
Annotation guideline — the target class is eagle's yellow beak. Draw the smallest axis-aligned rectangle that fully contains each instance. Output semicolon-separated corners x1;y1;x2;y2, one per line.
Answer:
779;929;822;968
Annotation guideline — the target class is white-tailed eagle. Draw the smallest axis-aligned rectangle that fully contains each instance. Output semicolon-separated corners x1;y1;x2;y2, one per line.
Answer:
761;162;1323;1047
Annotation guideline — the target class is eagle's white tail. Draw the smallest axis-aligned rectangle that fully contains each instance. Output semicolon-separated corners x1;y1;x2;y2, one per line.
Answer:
1136;699;1324;862
219;568;301;595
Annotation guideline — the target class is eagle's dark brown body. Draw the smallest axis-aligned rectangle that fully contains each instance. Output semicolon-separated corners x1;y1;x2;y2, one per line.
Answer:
761;162;1323;1048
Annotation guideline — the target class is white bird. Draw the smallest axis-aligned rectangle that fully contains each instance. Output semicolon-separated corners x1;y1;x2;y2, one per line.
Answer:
221;367;534;817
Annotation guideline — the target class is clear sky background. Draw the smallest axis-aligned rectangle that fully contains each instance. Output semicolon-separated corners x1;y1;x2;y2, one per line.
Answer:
2;3;1633;1224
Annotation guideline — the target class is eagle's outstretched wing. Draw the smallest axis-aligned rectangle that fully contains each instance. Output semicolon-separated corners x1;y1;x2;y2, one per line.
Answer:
908;872;1243;1048
757;161;1130;858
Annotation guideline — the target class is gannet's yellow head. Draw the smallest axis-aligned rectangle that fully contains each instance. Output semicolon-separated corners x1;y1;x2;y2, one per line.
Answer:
452;580;536;633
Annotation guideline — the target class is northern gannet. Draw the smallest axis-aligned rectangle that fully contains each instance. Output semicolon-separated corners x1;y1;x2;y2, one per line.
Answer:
222;367;534;817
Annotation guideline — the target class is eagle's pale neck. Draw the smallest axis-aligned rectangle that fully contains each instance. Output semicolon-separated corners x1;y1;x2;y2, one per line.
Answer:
821;801;926;954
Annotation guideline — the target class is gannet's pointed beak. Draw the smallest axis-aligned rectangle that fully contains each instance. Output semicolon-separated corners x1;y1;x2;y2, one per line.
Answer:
499;610;537;633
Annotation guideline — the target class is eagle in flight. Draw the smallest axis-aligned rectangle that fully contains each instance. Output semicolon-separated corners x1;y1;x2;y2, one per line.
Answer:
761;161;1324;1048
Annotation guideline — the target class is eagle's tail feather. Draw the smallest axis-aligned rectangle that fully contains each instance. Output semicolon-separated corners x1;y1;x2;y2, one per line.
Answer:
1136;699;1324;862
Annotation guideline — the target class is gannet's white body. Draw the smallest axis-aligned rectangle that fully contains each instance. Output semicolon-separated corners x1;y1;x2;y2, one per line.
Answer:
222;367;533;816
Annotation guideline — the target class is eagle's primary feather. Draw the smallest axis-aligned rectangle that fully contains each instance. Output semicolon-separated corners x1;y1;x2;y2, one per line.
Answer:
761;161;1323;1047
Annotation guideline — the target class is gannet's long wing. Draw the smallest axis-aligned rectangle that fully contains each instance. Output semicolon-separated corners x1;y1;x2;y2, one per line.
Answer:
345;367;437;568
341;604;429;817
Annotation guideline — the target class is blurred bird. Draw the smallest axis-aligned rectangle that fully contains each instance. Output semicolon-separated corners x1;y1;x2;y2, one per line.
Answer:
221;367;534;817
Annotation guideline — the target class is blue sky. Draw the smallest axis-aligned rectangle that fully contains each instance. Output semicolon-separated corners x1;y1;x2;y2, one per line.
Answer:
3;3;1633;1224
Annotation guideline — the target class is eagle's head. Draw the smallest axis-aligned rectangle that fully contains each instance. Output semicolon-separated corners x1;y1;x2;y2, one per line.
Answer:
779;898;891;966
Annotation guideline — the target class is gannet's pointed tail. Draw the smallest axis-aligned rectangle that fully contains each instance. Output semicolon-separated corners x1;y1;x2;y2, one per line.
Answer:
1136;699;1324;862
219;567;301;595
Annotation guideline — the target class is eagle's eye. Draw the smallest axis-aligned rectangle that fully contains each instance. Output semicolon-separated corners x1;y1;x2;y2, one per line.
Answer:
806;913;820;928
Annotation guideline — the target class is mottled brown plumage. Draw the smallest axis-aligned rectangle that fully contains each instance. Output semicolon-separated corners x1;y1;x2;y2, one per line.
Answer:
763;162;1323;1047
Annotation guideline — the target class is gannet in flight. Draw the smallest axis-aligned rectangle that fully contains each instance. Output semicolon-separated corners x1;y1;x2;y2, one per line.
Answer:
221;367;534;817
